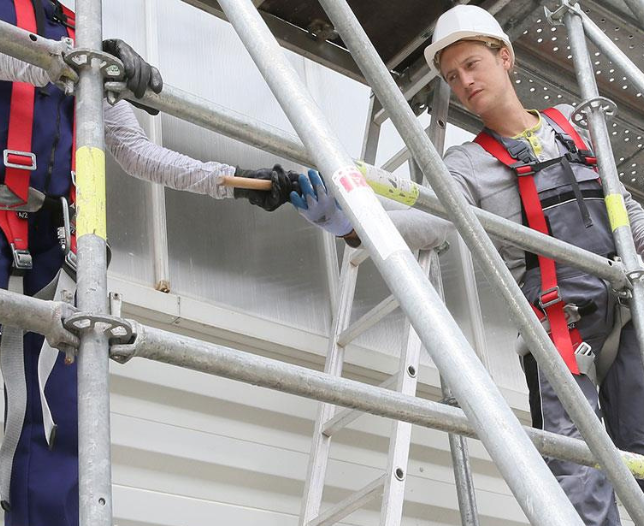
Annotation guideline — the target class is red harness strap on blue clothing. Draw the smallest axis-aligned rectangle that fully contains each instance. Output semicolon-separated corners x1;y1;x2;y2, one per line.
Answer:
474;110;590;375
0;0;38;257
1;0;77;263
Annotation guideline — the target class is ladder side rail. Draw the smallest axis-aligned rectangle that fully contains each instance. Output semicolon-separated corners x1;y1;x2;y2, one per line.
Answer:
74;2;114;526
217;1;588;524
299;248;360;526
378;243;426;526
564;8;644;374
425;77;481;526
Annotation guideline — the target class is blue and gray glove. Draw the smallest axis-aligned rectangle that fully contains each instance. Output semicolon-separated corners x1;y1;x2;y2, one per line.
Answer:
290;170;353;237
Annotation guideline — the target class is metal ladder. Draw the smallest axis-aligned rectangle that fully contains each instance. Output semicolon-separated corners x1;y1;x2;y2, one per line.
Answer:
299;80;480;526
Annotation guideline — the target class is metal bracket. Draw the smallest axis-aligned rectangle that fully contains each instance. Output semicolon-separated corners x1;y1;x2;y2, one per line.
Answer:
571;97;618;128
544;1;578;26
64;312;133;343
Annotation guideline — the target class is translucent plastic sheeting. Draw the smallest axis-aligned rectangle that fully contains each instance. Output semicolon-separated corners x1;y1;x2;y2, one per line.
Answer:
103;0;157;285
158;0;369;333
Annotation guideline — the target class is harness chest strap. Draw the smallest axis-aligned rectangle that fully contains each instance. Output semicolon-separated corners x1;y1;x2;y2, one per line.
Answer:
474;107;597;375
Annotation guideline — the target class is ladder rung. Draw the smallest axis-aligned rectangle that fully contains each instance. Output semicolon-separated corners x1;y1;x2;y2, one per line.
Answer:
337;294;399;347
321;374;398;437
349;248;370;266
307;474;387;526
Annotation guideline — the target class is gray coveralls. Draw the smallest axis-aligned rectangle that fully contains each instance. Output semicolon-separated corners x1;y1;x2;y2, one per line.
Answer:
443;104;644;525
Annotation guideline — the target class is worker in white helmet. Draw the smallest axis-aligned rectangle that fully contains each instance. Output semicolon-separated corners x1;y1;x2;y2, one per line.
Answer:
292;5;644;524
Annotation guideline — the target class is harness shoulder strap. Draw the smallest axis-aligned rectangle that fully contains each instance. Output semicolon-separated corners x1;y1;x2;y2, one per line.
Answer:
474;128;581;375
542;107;591;152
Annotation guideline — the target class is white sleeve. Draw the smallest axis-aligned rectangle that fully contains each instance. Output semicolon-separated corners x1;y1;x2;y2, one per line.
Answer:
103;100;235;199
0;52;50;87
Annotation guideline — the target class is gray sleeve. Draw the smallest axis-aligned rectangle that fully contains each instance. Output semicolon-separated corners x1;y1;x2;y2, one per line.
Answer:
621;185;644;255
377;146;480;251
103;100;235;199
0;53;50;86
382;198;453;252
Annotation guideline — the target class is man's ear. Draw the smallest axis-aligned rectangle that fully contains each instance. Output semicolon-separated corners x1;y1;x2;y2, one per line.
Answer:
499;47;513;71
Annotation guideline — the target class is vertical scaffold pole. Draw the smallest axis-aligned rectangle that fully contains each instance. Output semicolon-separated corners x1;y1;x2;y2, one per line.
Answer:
74;1;113;526
217;1;586;524
564;4;644;369
316;0;644;522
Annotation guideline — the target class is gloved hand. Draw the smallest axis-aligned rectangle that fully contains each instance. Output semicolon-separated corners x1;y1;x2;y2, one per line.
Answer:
102;39;163;114
290;170;353;237
234;164;300;211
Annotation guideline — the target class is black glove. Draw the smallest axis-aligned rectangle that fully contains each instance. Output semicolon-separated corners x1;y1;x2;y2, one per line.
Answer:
234;164;301;212
102;39;163;115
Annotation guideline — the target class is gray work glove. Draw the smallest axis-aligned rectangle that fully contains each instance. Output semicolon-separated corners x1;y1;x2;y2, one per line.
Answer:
102;39;163;114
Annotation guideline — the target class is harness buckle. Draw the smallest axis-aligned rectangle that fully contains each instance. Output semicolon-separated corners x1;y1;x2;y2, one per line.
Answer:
10;244;32;270
3;150;37;171
539;286;562;309
511;163;535;176
574;341;593;357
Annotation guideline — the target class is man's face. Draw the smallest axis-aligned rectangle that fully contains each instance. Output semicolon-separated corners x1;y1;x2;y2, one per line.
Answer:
439;41;513;117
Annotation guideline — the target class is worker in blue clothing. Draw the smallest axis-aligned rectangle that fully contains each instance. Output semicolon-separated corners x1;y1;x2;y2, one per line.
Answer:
291;5;644;525
0;1;298;525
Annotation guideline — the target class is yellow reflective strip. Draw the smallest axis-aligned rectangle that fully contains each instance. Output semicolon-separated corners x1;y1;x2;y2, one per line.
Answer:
75;146;107;240
605;193;630;232
366;179;420;206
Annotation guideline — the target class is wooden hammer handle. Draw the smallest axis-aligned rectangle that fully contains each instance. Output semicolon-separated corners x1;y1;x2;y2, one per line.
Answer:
222;176;272;191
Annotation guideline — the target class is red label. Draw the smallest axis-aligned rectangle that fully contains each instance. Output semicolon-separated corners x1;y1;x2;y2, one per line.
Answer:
337;169;368;193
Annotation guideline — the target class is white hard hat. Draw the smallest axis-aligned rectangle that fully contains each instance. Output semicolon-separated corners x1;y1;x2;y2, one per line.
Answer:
424;5;514;77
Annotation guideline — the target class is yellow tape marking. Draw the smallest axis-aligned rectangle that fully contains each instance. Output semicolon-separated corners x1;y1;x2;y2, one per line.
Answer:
355;160;420;206
605;193;630;232
75;146;107;240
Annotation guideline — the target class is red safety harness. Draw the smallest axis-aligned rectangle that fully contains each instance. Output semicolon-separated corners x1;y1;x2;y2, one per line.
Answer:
1;0;76;270
474;108;599;375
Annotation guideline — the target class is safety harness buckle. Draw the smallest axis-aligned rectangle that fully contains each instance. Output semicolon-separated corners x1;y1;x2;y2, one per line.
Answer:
574;341;593;357
511;163;535;177
539;286;562;309
10;244;32;270
2;149;36;171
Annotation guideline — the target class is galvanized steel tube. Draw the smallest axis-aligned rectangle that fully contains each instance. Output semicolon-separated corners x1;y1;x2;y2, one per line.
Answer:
574;6;644;96
623;0;644;28
74;1;113;526
113;323;644;480
566;7;644;380
319;0;644;522
217;0;585;524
